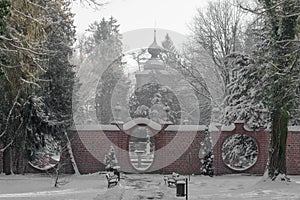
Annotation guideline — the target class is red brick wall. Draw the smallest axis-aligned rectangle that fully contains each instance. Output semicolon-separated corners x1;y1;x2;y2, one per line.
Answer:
67;131;106;174
67;128;133;174
287;131;300;175
2;123;292;175
152;130;204;175
68;126;206;175
213;123;270;175
66;124;300;175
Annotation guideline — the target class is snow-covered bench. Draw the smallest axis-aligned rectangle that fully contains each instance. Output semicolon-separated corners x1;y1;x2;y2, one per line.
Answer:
163;173;183;187
106;172;119;188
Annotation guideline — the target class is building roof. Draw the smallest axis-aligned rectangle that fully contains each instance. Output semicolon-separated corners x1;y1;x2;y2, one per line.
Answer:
147;29;162;59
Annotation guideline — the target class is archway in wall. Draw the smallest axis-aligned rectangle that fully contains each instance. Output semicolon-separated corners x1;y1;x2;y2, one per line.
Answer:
72;29;214;174
129;125;155;171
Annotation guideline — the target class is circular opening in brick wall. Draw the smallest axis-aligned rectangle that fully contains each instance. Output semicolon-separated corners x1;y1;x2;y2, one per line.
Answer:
222;134;258;171
28;134;61;171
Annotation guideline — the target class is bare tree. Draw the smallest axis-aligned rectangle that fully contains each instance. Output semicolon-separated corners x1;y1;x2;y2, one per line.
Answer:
76;0;107;9
190;0;245;99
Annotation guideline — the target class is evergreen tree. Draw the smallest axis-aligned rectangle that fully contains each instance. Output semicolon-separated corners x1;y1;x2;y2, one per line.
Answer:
104;146;118;169
129;82;181;124
161;33;176;54
42;0;76;129
225;0;300;180
199;129;214;177
85;16;121;54
81;17;124;124
38;0;77;173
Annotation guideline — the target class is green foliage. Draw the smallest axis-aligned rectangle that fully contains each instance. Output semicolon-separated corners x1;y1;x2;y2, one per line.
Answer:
129;82;181;124
161;33;176;53
224;0;299;179
0;0;10;79
88;16;120;42
42;0;76;130
104;146;118;169
0;0;76;174
225;0;300;127
95;55;124;124
82;17;124;124
85;16;121;53
199;130;214;177
0;0;10;34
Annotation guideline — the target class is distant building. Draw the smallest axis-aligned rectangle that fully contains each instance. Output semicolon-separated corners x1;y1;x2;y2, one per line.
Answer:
133;30;211;125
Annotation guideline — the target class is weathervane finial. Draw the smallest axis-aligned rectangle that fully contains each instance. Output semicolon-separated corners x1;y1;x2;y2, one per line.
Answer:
154;21;157;43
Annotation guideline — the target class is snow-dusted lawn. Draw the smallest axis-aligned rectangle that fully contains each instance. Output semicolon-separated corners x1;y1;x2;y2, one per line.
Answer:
0;173;299;200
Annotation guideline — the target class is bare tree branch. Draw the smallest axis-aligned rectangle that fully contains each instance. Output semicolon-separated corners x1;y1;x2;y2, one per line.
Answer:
0;90;21;138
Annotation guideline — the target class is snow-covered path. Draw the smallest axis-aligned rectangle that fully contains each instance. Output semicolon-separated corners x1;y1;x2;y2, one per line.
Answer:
0;174;300;200
96;174;300;200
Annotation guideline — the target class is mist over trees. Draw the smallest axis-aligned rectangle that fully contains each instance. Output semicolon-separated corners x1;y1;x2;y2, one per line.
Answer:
0;0;298;183
160;33;212;125
72;16;127;124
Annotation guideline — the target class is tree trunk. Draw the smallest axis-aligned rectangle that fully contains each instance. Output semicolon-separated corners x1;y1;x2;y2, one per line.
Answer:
16;133;27;174
64;131;80;174
16;148;26;174
268;108;289;180
3;146;12;175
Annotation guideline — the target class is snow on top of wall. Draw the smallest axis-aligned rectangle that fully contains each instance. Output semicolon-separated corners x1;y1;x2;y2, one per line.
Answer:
288;126;300;132
123;118;161;130
243;124;261;132
221;124;236;131
69;124;120;131
69;124;300;132
165;125;207;132
69;123;209;132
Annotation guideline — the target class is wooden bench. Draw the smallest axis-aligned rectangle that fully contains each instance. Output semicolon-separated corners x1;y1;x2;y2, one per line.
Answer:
106;172;119;188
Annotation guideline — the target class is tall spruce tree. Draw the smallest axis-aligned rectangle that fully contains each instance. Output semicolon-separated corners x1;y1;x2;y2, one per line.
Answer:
42;0;76;129
82;17;123;124
38;0;77;174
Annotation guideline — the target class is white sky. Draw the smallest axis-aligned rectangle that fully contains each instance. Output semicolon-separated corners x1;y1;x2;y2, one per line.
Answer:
71;0;210;35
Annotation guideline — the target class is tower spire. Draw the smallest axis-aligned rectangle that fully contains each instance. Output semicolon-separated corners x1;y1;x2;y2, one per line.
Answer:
148;27;161;59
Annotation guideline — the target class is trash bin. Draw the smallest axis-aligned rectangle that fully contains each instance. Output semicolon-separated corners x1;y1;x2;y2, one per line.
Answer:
176;180;185;197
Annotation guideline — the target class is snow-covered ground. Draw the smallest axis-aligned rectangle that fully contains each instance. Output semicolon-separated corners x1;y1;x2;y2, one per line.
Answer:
0;173;299;200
